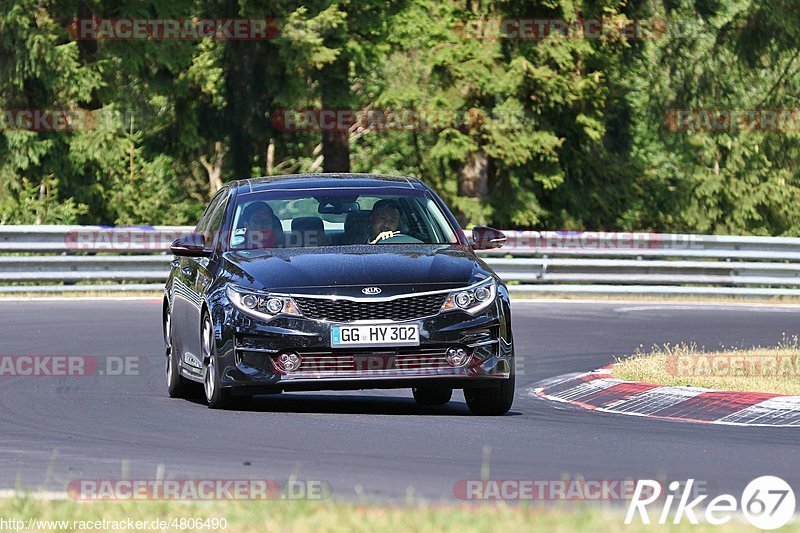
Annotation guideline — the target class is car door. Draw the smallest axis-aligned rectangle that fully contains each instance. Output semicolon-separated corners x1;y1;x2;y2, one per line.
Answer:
184;189;230;361
172;190;226;370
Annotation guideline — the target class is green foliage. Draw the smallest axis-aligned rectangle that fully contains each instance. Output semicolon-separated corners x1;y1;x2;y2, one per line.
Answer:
0;176;87;224
0;0;797;234
622;0;800;234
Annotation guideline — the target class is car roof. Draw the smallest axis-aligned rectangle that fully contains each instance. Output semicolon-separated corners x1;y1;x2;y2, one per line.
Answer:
234;173;424;193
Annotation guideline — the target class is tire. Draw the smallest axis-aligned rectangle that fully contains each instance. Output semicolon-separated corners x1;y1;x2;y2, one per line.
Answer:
165;305;193;398
202;312;233;409
412;386;453;406
464;374;515;416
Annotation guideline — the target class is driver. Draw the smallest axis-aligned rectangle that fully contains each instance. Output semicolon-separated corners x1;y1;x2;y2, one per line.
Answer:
367;200;401;244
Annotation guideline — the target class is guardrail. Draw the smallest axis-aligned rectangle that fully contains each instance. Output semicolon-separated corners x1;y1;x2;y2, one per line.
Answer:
3;226;800;296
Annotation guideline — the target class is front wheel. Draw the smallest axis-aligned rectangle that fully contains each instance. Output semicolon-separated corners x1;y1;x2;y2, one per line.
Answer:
464;375;515;416
202;313;233;409
412;386;453;406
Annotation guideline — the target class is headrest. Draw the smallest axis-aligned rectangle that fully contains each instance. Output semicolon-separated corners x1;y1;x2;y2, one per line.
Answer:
344;210;370;234
291;216;324;233
240;202;274;223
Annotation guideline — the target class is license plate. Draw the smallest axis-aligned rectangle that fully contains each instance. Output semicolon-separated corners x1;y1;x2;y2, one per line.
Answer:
331;323;420;347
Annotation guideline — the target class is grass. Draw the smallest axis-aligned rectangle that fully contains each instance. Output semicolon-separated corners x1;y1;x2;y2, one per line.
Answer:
614;337;800;395
0;496;789;532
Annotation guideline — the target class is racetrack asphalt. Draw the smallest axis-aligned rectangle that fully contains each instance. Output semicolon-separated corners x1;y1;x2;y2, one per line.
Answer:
0;300;797;501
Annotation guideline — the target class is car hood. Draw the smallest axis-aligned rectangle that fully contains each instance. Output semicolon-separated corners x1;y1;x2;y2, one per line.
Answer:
222;244;490;296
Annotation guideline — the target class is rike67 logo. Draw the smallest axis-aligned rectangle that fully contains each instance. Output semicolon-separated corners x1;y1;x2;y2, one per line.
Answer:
626;476;795;529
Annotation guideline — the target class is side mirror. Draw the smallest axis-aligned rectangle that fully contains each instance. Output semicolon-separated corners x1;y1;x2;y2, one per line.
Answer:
471;226;507;250
170;233;213;257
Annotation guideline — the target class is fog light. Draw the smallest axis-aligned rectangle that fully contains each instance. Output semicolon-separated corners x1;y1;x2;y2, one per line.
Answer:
266;298;284;314
241;294;259;309
277;352;302;372
445;347;470;367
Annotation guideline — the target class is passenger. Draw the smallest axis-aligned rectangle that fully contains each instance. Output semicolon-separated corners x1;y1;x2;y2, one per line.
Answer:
238;202;281;248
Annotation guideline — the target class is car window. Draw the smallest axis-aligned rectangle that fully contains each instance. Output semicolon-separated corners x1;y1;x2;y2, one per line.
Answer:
195;190;227;238
205;192;229;248
228;188;458;249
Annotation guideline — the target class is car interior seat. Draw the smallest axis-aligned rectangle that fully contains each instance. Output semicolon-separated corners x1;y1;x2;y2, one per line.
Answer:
343;210;371;244
291;216;329;247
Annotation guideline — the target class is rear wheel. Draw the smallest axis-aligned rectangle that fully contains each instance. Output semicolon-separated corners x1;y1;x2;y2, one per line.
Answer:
464;375;515;416
412;386;453;406
202;313;233;409
165;306;192;398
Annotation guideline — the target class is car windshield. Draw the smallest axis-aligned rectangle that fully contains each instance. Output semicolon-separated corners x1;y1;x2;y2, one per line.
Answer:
228;187;459;249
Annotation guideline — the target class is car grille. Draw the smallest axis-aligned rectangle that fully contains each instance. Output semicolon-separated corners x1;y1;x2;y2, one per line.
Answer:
287;348;455;375
293;293;447;322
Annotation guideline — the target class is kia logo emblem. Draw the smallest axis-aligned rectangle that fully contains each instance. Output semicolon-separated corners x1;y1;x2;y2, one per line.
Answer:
362;287;382;295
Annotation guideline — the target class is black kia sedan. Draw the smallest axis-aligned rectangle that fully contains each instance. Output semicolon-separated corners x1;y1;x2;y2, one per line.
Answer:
164;174;514;415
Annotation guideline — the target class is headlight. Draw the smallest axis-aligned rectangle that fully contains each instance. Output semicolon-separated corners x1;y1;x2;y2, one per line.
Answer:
441;278;496;315
226;284;303;320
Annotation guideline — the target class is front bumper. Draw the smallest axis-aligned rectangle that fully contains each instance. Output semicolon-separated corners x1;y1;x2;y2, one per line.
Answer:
208;296;513;393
